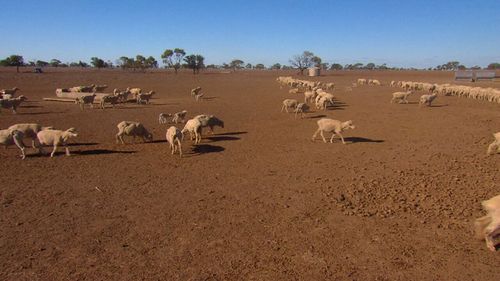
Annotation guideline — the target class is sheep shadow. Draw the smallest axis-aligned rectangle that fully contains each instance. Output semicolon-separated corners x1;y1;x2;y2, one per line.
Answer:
308;114;327;119
344;137;384;143
428;104;448;108
26;149;136;157
20;105;44;108
16;111;66;115
214;131;247;136
152;140;168;144
325;101;347;111
191;144;225;154
68;142;99;146
73;149;137;156
202;96;218;101
206;136;240;142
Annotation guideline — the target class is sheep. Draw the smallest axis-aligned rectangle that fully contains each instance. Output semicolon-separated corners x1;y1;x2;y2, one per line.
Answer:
289;88;300;94
315;93;335;110
166;126;183;157
37;128;78;157
419;93;438;107
181;118;202;144
114;90;130;103
357;78;367;85
172;110;188;124
195;92;204;101
474;194;500;251
294;103;309;118
7;123;53;148
390;81;396;87
100;94;120;109
487;132;500;156
281;99;298;113
390;91;412;104
0;87;20;98
136;91;155;104
126;87;142;99
0;95;28;114
159;113;172;124
68;85;95;93
312;118;355;144
0;129;26;159
191;86;202;96
371;79;381;86
325;82;335;90
304;90;317;103
92;84;108;92
75;94;96;110
115;121;153;144
194;114;225;134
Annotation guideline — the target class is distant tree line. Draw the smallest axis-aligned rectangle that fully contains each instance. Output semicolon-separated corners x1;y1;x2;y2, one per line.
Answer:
1;53;499;74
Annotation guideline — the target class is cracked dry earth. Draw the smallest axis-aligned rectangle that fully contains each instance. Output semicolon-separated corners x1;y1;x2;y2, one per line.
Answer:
0;69;499;280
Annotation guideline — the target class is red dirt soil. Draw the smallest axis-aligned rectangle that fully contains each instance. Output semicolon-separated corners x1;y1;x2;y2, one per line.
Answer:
0;69;499;280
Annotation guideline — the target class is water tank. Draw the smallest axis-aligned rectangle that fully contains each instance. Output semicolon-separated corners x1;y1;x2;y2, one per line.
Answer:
308;67;320;77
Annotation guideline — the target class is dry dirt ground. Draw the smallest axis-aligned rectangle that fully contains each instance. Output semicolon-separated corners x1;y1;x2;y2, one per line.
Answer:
0;69;499;280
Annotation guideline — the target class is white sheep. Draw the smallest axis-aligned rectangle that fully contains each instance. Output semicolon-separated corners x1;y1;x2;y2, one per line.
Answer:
159;113;172;124
419;93;438;107
194;114;224;134
172;110;188;123
0;129;26;159
304;90;317;103
100;95;120;109
195;92;204;101
8;123;53;148
281;99;298;113
92;85;108;92
294;103;310;118
487;132;500;155
75;94;96;110
181;118;202;144
37;128;78;157
136;91;155;104
474;194;500;251
115;121;153;144
0;87;20;98
191;86;202;96
126;87;142;99
312;118;355;144
166;126;183;157
0;95;28;114
390;91;412;104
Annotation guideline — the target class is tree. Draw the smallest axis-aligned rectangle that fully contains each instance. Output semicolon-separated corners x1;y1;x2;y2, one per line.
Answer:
366;62;375;70
36;60;49;67
320;63;330;70
487;63;500;69
183;54;204;74
271;63;281;70
457;65;466;70
146;56;158;68
229;59;244;71
135;55;147;70
50;59;62;67
0;55;24;72
330;63;343;70
255;63;265;70
289;51;315;75
245;63;253;69
312;56;322;67
90;57;106;68
172;48;185;73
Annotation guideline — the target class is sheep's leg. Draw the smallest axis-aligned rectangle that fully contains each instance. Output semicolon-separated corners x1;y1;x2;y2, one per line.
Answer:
177;140;182;157
50;145;58;157
329;133;336;143
281;105;285;112
65;145;71;156
337;132;346;144
311;129;320;141
320;131;327;143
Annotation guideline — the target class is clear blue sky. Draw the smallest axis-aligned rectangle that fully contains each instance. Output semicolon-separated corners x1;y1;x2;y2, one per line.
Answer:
1;0;499;68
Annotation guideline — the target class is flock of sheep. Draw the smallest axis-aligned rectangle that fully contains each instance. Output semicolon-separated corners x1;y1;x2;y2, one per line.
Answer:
276;75;499;252
1;73;499;251
0;85;224;159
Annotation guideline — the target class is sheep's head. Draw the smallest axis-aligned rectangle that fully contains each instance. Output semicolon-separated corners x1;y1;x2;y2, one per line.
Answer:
18;95;27;101
66;127;77;134
146;133;153;142
343;120;355;130
14;87;20;91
